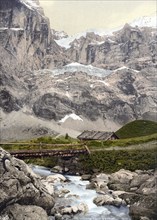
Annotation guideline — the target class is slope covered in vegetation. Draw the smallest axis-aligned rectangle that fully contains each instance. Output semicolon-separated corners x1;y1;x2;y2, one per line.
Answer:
115;120;157;139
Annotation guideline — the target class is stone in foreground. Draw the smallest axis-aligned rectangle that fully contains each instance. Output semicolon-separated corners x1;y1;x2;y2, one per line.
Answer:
0;148;54;217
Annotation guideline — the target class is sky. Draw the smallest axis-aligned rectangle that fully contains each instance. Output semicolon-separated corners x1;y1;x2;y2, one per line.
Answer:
39;0;156;35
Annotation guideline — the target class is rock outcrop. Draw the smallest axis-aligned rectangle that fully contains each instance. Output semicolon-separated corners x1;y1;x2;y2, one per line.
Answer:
0;148;55;218
63;25;157;70
31;66;157;125
0;0;66;74
93;194;125;207
1;66;157;140
63;32;106;64
0;0;69;140
0;0;67;117
91;169;157;220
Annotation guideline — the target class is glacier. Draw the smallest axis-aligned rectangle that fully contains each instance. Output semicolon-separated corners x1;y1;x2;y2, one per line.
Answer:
51;62;112;77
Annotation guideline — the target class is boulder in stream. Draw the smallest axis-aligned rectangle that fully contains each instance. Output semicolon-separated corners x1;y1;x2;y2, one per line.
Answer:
46;174;67;183
107;168;157;220
93;194;125;207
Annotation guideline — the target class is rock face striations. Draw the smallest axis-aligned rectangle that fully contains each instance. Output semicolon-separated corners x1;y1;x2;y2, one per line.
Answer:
0;0;68;140
59;19;157;70
0;0;157;140
0;0;67;112
31;67;157;124
0;0;65;73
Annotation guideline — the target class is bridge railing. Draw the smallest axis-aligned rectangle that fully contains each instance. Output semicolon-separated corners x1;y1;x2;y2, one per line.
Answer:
0;142;90;158
0;142;84;147
0;142;85;151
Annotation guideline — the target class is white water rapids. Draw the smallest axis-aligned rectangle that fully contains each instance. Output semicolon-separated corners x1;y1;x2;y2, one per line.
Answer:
32;166;131;220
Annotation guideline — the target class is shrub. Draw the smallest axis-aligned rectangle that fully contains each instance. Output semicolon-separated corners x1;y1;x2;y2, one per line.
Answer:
79;148;157;173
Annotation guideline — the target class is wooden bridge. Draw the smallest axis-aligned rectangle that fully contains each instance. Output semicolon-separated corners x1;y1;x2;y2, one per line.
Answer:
0;143;90;159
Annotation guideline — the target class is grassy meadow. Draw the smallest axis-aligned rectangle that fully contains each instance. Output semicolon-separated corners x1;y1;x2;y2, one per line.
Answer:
1;120;157;173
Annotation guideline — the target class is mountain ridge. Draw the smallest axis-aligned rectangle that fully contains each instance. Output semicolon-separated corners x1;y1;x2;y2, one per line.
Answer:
54;12;156;50
0;0;157;140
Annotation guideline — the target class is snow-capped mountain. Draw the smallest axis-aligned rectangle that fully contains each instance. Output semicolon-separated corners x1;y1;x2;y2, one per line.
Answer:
55;13;156;50
19;0;42;11
58;22;157;70
0;0;157;140
54;29;116;49
52;29;69;40
54;32;89;49
130;12;156;28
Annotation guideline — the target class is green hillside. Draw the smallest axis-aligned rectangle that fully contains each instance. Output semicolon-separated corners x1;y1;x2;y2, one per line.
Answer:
116;120;157;139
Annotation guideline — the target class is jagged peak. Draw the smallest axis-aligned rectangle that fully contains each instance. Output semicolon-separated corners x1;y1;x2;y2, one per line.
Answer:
129;12;156;28
18;0;44;14
123;23;132;29
51;29;69;40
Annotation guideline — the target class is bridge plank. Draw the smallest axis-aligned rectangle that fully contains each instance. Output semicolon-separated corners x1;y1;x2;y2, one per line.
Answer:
8;148;89;159
1;142;90;159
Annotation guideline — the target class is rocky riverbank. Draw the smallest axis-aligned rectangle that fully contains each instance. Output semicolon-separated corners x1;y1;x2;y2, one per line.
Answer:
84;169;157;220
0;148;156;220
50;164;157;220
0;147;90;219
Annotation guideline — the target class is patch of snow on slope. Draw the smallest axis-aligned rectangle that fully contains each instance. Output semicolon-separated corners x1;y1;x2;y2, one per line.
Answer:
114;66;140;73
52;30;68;40
108;39;116;44
65;91;71;98
131;69;140;73
51;62;112;77
11;28;24;31
0;28;8;32
0;27;24;31
54;27;120;49
67;62;84;67
19;0;40;11
89;41;105;46
97;80;110;86
59;113;83;123
55;32;87;49
130;13;156;28
115;66;128;71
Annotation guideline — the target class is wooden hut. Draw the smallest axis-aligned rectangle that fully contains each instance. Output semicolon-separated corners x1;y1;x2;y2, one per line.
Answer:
77;131;119;141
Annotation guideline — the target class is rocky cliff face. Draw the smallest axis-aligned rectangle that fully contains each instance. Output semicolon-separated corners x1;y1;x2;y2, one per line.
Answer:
0;0;69;140
31;66;157;124
64;32;106;65
0;0;66;75
0;0;157;140
62;24;157;70
2;64;156;141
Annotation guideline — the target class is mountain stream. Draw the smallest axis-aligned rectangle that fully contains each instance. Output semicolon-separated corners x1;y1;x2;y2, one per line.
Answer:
32;166;131;220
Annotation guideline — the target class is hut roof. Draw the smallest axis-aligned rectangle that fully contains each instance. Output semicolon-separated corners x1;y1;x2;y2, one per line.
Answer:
77;131;118;140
